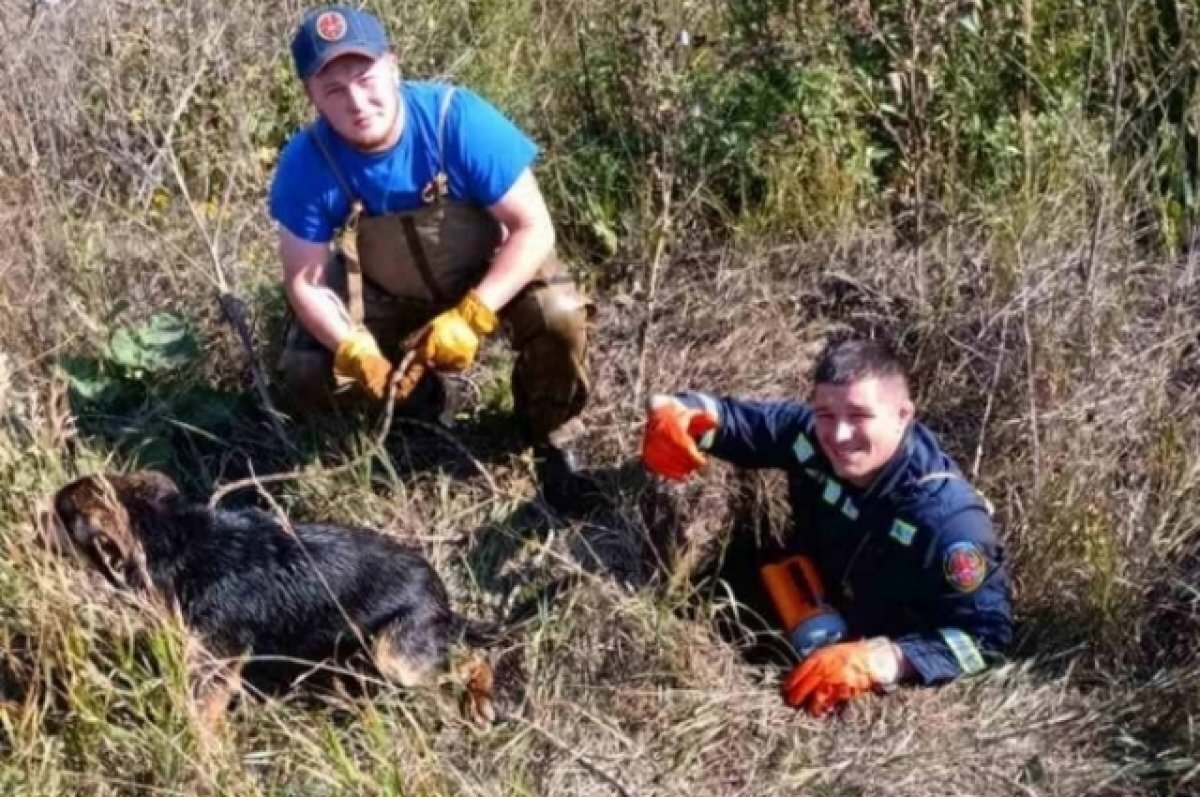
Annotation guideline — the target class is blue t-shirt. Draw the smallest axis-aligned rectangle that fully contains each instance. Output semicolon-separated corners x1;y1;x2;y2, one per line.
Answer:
269;81;538;243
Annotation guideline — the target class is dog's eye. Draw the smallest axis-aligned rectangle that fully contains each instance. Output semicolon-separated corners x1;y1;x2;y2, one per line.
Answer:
84;535;129;586
95;537;125;570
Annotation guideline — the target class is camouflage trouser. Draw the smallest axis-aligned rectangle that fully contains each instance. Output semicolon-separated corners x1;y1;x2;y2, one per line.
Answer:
276;257;591;445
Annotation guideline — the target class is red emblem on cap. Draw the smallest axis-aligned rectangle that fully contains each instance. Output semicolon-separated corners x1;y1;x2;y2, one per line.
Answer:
315;11;347;42
944;541;987;593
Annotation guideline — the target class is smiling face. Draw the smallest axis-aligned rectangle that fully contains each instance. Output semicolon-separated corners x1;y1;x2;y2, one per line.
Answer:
811;375;914;488
305;53;401;152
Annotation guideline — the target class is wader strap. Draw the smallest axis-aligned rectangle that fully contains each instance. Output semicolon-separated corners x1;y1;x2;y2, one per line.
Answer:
312;126;367;325
340;202;366;324
401;216;449;305
419;86;457;206
407;85;457;302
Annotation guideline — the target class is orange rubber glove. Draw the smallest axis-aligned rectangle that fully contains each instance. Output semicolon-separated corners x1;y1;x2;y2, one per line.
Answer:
641;396;719;481
332;329;394;400
782;639;901;716
419;291;498;372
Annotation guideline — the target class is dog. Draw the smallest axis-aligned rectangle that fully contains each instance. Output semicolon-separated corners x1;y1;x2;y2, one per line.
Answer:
46;469;508;738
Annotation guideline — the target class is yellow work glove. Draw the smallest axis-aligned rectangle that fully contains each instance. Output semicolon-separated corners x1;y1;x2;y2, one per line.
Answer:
419;291;498;372
332;329;394;400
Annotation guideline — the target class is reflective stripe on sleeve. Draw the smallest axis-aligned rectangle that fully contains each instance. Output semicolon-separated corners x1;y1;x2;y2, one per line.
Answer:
938;628;986;674
694;393;720;450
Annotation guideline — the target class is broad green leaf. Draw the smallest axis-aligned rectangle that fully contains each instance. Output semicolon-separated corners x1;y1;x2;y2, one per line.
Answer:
107;313;200;374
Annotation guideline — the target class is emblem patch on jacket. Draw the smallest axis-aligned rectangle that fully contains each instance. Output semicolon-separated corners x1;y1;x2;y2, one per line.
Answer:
944;541;987;593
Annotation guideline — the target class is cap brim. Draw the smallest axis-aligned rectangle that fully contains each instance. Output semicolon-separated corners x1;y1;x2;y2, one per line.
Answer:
307;45;387;79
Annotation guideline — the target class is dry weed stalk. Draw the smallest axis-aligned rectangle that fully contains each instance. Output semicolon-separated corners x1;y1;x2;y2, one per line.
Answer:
0;1;1194;795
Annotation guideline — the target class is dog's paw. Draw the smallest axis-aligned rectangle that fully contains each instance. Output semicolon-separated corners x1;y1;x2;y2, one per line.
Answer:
456;650;497;727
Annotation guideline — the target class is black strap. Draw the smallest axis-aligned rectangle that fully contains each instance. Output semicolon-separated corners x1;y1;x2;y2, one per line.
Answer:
419;86;457;205
400;216;449;305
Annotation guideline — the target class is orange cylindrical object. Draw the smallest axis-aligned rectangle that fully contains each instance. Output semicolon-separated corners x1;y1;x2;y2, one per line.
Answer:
760;555;826;631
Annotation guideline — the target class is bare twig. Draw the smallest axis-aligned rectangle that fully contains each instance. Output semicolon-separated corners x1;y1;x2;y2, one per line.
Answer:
389;415;500;497
971;314;1011;480
218;292;295;452
1021;288;1042;496
207;350;420;508
249;465;372;654
632;159;675;407
163;135;294;455
1083;1;1131;320
134;19;230;209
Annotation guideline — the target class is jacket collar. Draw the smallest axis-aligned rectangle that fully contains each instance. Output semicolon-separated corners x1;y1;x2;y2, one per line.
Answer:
861;422;917;502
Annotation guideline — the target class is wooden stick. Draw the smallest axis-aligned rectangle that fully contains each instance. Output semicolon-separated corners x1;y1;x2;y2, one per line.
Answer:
208;350;423;508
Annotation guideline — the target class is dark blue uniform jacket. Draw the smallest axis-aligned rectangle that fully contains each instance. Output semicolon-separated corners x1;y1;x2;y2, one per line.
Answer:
678;393;1014;685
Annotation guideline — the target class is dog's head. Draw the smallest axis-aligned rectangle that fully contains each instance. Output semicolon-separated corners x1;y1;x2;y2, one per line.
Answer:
46;470;180;593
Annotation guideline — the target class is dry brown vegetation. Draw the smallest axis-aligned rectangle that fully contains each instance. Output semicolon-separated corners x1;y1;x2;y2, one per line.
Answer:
1;0;1198;795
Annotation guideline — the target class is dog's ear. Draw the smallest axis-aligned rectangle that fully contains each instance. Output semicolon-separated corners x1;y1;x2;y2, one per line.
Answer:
121;469;181;505
51;474;149;591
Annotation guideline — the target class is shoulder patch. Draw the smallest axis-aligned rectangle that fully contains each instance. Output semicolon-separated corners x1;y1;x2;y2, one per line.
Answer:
793;432;815;463
889;519;917;546
944;541;987;593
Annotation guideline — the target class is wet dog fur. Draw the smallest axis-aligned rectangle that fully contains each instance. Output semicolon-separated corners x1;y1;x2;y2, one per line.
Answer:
47;469;503;737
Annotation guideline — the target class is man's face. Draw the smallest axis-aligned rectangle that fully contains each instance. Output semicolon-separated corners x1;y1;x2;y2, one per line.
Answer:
306;53;400;152
812;375;914;488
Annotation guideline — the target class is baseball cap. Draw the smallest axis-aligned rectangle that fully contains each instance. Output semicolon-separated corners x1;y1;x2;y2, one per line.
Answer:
291;5;389;80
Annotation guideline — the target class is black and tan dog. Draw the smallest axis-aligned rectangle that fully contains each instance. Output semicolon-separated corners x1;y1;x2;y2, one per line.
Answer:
46;469;505;736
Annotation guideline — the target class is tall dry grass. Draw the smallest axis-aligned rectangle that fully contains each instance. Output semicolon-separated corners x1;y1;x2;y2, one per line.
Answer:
0;1;1197;795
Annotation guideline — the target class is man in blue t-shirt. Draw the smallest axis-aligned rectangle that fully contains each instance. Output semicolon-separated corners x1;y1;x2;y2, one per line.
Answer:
640;338;1013;715
269;5;593;506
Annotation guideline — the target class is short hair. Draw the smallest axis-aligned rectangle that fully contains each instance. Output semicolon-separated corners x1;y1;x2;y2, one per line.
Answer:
811;338;909;391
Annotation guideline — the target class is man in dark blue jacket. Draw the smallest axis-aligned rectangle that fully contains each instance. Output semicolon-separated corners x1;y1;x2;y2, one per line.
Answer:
641;338;1012;715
